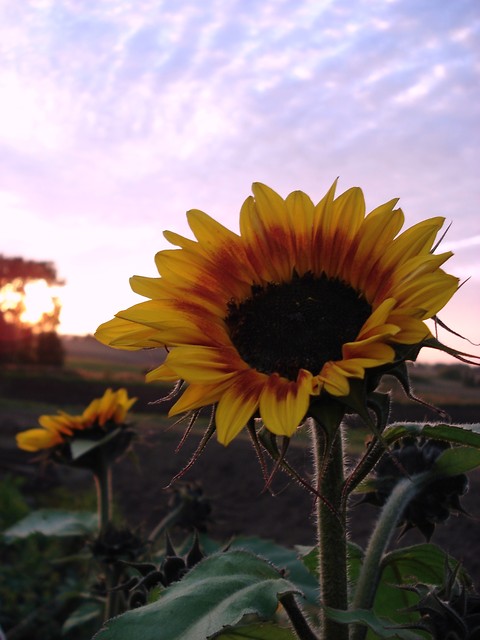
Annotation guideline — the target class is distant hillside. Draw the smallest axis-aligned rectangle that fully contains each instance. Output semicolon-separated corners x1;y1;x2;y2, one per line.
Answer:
61;334;165;369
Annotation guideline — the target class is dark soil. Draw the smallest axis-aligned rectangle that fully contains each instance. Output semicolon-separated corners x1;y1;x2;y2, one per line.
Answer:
3;402;480;585
112;421;480;585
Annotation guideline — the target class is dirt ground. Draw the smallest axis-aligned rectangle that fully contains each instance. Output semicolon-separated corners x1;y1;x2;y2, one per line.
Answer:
111;421;480;585
3;407;480;585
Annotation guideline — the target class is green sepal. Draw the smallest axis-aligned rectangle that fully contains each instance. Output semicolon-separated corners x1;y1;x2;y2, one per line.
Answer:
94;550;301;640
3;509;98;541
423;336;480;365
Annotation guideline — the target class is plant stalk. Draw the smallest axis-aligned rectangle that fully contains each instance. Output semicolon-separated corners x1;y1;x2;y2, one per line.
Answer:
93;452;117;621
310;418;348;640
279;593;319;640
94;452;113;535
350;472;430;640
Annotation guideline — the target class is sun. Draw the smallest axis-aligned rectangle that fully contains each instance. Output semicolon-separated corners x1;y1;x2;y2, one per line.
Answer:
0;278;62;331
20;280;62;327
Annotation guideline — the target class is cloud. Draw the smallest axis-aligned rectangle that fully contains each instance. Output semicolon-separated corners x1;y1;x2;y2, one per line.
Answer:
1;0;479;343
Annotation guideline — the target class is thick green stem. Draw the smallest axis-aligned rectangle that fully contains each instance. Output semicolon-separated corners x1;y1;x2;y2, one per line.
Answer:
94;453;113;535
93;453;116;621
147;502;189;545
280;593;319;640
311;418;348;640
350;472;430;640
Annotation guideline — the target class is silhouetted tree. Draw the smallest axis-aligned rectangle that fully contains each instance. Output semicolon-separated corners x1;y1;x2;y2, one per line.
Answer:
36;331;65;366
0;255;65;365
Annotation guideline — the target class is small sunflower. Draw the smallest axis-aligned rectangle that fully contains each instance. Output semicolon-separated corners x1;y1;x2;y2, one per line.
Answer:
95;182;458;445
16;388;136;452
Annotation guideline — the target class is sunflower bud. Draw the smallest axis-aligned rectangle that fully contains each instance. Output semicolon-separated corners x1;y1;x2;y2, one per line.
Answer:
366;437;468;540
166;481;212;532
405;564;480;639
90;524;145;565
121;532;206;608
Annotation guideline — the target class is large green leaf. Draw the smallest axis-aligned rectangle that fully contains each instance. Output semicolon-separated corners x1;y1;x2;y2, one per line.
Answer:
214;622;296;639
94;550;301;640
323;606;420;639
363;543;471;639
383;423;480;449
432;446;480;476
3;509;98;541
62;601;103;634
229;537;318;605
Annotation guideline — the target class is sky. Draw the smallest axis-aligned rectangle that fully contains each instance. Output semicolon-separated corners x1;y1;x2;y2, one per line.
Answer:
1;0;479;363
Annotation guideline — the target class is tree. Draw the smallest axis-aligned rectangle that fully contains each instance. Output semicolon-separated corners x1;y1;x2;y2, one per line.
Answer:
0;255;65;365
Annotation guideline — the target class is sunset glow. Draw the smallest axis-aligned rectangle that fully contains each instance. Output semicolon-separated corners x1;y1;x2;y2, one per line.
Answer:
21;280;61;327
0;1;478;365
0;278;62;331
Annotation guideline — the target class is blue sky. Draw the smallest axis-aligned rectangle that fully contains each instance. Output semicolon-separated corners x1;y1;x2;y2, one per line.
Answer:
1;0;479;361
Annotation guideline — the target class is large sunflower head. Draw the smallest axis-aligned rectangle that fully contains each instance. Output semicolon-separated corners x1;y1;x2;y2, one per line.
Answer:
95;182;459;445
16;388;137;458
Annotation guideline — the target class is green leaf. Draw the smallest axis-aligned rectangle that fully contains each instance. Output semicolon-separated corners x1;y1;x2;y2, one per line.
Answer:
214;621;296;639
372;543;472;632
323;606;420;639
70;428;122;459
3;509;98;541
432;446;480;476
94;550;301;640
383;423;480;449
300;542;363;585
229;537;318;605
62;601;103;634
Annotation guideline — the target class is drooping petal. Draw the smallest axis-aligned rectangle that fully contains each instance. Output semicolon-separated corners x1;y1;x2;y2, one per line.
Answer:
95;316;165;350
258;370;315;437
216;370;267;445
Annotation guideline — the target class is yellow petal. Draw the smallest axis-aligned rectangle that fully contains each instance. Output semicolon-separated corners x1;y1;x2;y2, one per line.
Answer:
16;428;63;452
164;346;242;383
347;207;405;293
168;382;228;416
146;362;180;383
394;274;459;318
285;190;315;275
259;370;313;437
216;370;266;445
95;317;164;350
319;363;352;396
388;314;432;343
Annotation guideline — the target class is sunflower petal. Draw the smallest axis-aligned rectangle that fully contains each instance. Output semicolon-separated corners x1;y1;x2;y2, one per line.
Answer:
259;370;313;437
16;428;64;452
216;371;266;445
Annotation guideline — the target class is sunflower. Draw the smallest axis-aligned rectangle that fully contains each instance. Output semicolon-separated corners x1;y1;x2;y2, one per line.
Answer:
16;388;137;452
95;182;458;445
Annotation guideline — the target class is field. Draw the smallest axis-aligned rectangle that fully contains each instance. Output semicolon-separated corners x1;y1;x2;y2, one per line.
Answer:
1;335;480;637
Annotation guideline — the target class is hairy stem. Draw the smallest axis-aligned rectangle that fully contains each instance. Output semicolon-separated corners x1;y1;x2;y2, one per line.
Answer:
94;454;112;535
350;472;430;640
279;593;319;640
310;418;348;640
93;453;117;621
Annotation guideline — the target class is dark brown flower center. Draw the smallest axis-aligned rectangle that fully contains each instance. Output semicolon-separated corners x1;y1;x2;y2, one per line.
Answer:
225;271;372;380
